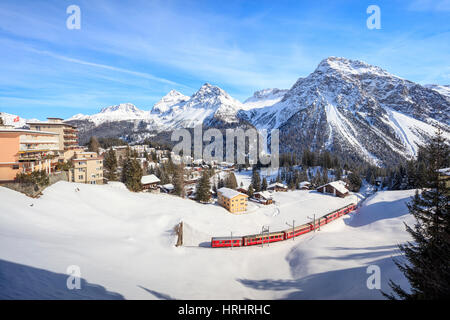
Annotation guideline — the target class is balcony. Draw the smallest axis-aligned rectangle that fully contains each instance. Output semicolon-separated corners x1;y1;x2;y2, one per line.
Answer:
19;150;58;162
63;128;78;134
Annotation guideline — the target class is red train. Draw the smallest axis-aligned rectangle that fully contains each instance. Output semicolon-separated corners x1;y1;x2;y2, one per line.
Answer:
211;203;357;248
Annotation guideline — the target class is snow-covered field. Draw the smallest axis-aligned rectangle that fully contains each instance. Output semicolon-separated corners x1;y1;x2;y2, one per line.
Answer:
0;182;413;299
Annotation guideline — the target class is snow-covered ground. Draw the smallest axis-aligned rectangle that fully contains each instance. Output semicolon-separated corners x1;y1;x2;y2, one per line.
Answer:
0;182;413;299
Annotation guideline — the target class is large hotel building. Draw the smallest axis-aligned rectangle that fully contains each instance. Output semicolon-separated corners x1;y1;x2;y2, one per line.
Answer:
0;117;103;184
27;118;80;159
0;126;60;181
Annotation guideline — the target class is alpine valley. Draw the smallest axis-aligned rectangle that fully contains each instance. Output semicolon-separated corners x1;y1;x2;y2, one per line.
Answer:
50;57;450;166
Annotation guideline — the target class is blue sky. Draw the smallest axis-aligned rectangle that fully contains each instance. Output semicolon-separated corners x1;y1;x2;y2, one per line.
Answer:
0;0;449;120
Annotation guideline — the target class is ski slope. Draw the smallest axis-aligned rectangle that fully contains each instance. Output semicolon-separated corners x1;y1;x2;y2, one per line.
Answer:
0;182;413;299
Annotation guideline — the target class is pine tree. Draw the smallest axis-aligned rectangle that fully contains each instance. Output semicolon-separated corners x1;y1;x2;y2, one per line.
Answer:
247;184;254;198
261;177;268;191
196;171;211;203
252;168;261;192
104;149;118;181
385;128;450;300
335;166;342;180
0;117;3;125
322;169;329;184
173;165;185;198
121;157;143;192
347;172;362;192
87;136;100;153
225;172;238;189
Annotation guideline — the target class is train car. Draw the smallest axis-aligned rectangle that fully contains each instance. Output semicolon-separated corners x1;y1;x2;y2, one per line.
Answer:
210;202;359;248
243;232;284;246
284;224;311;240
325;210;339;223
211;236;243;248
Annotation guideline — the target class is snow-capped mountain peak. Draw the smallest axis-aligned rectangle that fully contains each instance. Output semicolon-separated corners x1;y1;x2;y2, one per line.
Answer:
315;56;397;79
161;83;244;127
151;90;189;114
67;103;149;125
100;103;142;114
241;56;450;165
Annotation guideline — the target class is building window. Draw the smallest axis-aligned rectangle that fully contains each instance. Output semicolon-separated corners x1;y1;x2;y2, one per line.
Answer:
78;175;83;179
12;165;19;170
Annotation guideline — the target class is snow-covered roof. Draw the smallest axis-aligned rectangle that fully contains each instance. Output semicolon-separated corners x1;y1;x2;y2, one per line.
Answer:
161;184;174;190
254;191;273;200
141;174;160;185
218;187;248;199
299;181;311;188
318;180;349;194
268;182;287;189
438;168;450;176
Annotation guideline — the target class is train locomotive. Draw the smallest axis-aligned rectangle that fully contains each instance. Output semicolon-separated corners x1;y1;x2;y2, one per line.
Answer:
211;203;357;248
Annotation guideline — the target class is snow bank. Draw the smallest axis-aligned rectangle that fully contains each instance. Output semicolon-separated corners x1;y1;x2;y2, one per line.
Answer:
0;182;414;299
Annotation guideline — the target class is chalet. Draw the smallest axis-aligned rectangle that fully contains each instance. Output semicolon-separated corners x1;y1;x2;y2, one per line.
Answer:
236;187;248;195
161;183;174;194
316;180;349;198
141;174;160;192
267;182;288;192
253;191;273;205
217;187;248;213
298;181;311;190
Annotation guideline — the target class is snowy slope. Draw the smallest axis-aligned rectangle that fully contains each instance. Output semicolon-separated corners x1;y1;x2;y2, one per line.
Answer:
66;103;151;126
0;182;414;299
0;112;38;128
242;88;288;110
425;84;450;99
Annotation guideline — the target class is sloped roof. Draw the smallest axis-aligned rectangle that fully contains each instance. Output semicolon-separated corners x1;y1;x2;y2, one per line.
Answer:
141;174;160;185
161;183;174;190
254;191;273;200
268;182;287;189
218;187;248;199
317;180;349;194
299;181;311;188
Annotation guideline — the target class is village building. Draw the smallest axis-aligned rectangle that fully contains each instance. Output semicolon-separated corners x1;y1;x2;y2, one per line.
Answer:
316;180;349;198
141;174;160;192
110;146;129;165
69;151;104;185
267;182;288;192
27;118;79;161
253;191;273;205
298;181;311;190
0;126;60;181
236;186;248;195
217;187;248;213
147;161;157;169
161;183;175;193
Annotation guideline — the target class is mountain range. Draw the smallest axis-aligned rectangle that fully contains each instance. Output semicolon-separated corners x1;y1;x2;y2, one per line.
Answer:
5;57;449;167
